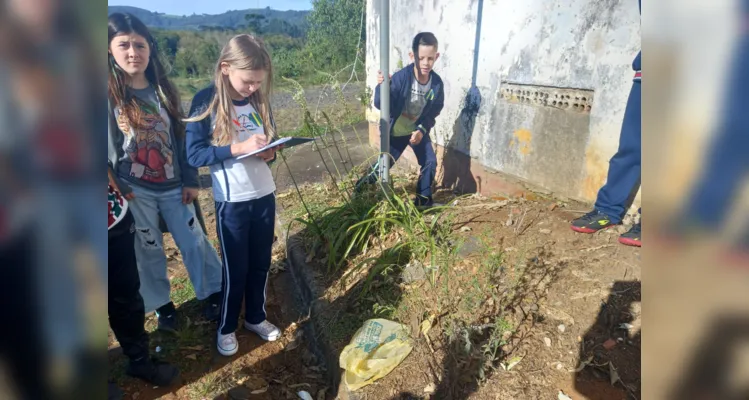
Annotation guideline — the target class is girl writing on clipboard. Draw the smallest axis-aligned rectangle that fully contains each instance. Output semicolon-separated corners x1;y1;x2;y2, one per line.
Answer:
185;34;282;356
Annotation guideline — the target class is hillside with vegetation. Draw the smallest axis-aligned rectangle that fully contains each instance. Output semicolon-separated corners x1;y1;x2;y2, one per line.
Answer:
109;0;365;99
107;5;309;32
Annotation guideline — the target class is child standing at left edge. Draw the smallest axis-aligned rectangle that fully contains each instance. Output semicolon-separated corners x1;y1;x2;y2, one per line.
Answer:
185;34;282;356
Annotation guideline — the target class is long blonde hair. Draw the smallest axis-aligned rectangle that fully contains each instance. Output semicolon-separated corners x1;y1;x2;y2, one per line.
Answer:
186;34;274;146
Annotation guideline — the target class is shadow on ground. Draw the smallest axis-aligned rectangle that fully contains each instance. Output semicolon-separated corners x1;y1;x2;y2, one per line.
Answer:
574;280;641;399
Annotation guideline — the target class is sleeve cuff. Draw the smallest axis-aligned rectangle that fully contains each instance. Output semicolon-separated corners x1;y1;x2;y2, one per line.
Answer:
215;145;233;160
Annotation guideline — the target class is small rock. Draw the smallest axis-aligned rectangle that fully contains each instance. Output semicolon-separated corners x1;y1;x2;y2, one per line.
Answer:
556;363;563;370
603;339;617;350
155;346;161;353
458;236;482;257
544;337;552;347
460;226;472;232
401;260;427;283
557;324;566;333
540;229;552;235
297;391;314;400
558;390;573;400
423;383;436;394
505;215;514;226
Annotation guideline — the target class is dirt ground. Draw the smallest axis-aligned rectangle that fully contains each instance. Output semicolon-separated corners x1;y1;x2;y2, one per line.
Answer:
276;176;641;400
108;187;332;400
106;69;641;399
108;151;640;400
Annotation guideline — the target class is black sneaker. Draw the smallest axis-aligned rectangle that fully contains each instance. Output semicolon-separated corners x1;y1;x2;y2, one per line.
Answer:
414;195;434;208
126;357;180;387
156;302;179;333
204;292;222;322
619;222;641;247
571;210;616;233
355;171;378;193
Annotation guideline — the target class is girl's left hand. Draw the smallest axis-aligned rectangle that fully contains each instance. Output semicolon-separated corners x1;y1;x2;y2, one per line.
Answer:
257;144;284;162
182;187;199;204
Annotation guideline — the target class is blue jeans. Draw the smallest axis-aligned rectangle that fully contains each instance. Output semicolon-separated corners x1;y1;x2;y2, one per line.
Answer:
362;134;438;201
37;183;104;363
594;81;641;224
128;185;222;313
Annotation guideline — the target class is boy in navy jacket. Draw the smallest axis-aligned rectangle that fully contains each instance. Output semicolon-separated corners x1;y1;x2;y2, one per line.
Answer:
358;32;445;207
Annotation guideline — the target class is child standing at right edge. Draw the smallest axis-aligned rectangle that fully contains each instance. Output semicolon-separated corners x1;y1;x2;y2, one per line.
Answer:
185;34;281;356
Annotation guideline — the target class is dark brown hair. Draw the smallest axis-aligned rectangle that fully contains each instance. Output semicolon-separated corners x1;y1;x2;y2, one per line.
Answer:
108;12;184;137
412;32;439;61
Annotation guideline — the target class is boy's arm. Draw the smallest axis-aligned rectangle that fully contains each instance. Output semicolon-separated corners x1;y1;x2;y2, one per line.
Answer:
373;70;401;111
374;82;381;110
417;83;445;135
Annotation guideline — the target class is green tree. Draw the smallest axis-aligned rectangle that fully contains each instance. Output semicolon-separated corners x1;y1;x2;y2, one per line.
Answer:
173;48;197;77
244;13;266;34
305;0;365;71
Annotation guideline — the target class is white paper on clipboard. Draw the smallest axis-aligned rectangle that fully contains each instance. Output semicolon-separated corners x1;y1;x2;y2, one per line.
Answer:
235;137;315;160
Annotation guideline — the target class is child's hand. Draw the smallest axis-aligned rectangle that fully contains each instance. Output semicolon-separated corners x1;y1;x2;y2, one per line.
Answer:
232;134;267;156
182;187;199;204
410;130;424;145
257;144;284;162
108;168;135;200
377;70;392;85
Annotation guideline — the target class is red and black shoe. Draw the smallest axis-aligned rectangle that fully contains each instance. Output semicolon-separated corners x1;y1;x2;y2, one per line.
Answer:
619;222;642;247
571;210;616;233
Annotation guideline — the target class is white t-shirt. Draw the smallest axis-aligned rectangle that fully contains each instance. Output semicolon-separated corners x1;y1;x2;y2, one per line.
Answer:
209;102;276;202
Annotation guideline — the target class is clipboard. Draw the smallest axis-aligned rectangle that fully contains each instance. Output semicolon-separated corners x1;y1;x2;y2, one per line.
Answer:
236;137;315;160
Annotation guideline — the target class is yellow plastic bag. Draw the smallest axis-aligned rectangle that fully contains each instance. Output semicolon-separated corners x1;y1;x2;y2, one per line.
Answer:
339;318;414;391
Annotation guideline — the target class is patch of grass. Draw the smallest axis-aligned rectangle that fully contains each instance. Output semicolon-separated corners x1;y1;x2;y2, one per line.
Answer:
186;369;226;400
173;76;212;101
170;276;196;306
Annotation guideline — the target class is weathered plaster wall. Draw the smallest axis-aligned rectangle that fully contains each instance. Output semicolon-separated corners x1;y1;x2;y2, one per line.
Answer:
366;0;641;203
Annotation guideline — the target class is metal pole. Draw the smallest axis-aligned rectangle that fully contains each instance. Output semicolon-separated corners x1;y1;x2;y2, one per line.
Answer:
379;0;391;184
471;0;484;88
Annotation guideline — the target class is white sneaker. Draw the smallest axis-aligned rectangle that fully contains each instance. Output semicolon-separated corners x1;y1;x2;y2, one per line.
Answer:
244;320;281;341
217;332;238;356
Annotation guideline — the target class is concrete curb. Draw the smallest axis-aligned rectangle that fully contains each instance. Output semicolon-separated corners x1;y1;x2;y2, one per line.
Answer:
276;203;354;399
282;221;362;400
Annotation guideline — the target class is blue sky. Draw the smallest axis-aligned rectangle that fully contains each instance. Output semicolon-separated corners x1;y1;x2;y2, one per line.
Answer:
108;0;313;15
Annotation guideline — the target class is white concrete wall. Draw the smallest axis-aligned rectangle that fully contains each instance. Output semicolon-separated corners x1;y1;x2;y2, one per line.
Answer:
366;0;641;202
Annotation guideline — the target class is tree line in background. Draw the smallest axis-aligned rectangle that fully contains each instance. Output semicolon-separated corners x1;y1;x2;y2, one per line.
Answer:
150;0;365;95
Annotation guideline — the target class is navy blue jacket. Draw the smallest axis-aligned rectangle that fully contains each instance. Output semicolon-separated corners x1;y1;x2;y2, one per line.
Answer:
185;84;277;168
633;0;641;71
374;63;445;136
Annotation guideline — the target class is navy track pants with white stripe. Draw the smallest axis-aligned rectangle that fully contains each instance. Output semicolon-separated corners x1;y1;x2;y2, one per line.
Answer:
215;193;275;335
